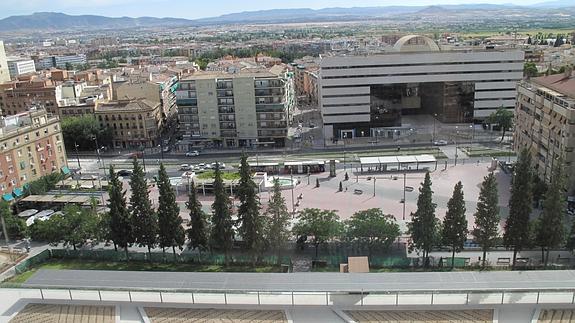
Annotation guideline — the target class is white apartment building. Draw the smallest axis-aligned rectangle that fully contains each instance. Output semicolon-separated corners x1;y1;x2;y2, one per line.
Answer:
7;59;36;79
0;41;10;83
320;35;525;140
176;69;294;150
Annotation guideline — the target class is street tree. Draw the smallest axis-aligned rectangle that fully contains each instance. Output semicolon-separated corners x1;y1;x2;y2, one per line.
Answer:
441;182;468;268
345;208;400;258
264;179;292;265
504;148;534;268
536;157;567;266
524;62;539;78
157;163;185;260
60;205;99;250
129;158;158;259
0;201;26;240
408;172;439;268
236;154;264;262
487;107;514;142
107;165;133;259
209;162;234;264
60;115;112;150
294;208;342;259
472;172;500;268
187;181;209;255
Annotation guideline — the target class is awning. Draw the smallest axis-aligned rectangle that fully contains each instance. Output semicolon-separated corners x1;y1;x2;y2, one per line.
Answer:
2;193;14;202
12;187;23;197
61;166;71;175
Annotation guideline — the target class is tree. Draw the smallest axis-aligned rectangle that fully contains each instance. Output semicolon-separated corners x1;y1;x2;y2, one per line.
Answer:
339;182;343;192
265;179;291;265
209;162;234;263
504;148;533;268
345;208;400;258
129;158;158;259
532;175;548;209
472;172;500;268
59;205;99;250
441;182;468;269
524;62;538;78
107;165;133;259
345;172;349;181
294;208;342;259
187;181;208;254
487;107;514;142
0;201;26;240
60;115;113;150
157;163;185;260
236;154;264;262
408;172;439;268
536;157;567;267
65;62;74;70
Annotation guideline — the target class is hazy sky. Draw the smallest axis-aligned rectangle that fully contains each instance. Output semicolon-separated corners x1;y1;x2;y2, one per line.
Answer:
0;0;547;19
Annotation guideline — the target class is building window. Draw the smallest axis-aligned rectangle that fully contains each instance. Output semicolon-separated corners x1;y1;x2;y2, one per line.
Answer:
5;155;11;162
20;175;26;182
17;150;22;157
8;166;14;174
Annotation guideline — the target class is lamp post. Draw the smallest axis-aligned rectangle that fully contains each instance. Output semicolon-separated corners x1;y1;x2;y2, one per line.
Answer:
141;146;147;172
290;168;295;216
342;132;347;171
469;124;474;148
373;177;376;197
403;172;407;220
454;126;459;166
74;142;81;170
432;113;438;143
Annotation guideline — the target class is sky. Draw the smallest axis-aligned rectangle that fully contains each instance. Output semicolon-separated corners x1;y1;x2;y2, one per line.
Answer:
0;0;549;20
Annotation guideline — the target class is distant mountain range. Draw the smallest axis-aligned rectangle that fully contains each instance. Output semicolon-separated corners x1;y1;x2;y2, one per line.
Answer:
0;1;574;32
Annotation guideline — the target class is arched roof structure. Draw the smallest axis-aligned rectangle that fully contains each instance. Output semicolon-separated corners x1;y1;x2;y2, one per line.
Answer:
393;35;441;52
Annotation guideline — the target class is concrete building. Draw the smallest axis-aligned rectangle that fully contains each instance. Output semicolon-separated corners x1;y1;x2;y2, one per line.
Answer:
0;108;67;200
95;99;163;149
319;35;524;140
0;78;59;116
514;70;575;195
293;57;320;107
0;41;10;83
176;69;294;150
7;58;36;79
36;54;87;70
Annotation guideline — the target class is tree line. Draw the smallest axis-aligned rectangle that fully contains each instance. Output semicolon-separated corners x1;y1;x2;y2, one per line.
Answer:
409;148;570;269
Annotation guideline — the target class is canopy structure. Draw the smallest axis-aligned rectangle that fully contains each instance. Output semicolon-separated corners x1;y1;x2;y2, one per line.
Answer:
359;155;438;173
2;193;13;202
21;194;95;206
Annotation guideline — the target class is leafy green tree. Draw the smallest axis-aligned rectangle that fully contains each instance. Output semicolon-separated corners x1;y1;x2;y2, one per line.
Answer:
129;158;158;259
187;181;208;254
536;157;567;266
532;175;548;208
236;154;264;262
265;179;291;265
441;182;468;268
209;163;234;263
157;163;185;260
107;165;133;259
60;205;99;250
0;201;26;239
60;115;113;150
487;107;514;143
408;172;439;268
294;208;342;259
504;148;533;268
472;172;500;268
345;208;400;258
28;173;63;195
524;62;538;78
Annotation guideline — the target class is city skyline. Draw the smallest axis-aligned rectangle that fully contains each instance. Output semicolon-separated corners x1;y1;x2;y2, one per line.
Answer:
0;0;553;20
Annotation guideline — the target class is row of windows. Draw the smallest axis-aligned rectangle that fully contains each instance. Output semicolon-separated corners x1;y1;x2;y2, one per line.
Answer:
322;60;523;70
322;69;523;80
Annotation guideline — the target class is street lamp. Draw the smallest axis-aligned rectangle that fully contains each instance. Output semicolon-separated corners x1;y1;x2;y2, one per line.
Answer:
454;126;459;166
403;173;407;220
432;113;438;143
469;124;474;148
342;132;347;170
74;142;81;170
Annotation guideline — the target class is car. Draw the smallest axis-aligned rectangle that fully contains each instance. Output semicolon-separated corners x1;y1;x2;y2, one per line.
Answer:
433;140;448;146
162;146;171;153
180;164;192;171
211;162;226;169
186;150;200;157
309;123;316;128
117;170;133;177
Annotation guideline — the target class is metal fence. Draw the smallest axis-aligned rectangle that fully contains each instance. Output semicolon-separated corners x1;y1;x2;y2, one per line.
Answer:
14;250;51;274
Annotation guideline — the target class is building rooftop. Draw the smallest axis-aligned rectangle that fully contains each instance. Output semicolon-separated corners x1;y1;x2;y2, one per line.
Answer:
96;99;159;113
181;69;281;81
532;70;575;99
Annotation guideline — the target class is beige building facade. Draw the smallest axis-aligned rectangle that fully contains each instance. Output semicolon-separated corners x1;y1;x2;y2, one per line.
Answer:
0;41;9;83
0;108;67;199
514;71;575;195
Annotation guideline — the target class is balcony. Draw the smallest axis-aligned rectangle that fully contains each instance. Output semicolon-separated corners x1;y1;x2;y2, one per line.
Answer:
216;81;233;90
220;122;237;130
218;107;235;114
258;122;287;129
176;98;197;106
221;130;238;137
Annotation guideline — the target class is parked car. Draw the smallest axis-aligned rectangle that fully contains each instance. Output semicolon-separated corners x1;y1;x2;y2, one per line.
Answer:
433;140;448;146
117;170;133;177
186;150;200;157
180;164;192;171
162;146;171;153
210;162;226;169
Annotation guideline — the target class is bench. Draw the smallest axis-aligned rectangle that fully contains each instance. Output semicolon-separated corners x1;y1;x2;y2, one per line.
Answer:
496;258;511;266
354;189;363;195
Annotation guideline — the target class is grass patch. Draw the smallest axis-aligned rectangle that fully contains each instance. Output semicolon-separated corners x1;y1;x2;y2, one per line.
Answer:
461;146;515;158
196;171;241;181
5;268;38;284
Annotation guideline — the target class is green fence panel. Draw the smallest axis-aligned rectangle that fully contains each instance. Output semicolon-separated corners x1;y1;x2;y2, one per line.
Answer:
14;249;51;274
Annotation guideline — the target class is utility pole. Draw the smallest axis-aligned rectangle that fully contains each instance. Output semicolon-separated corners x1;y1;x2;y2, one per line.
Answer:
373;177;376;197
74;142;81;170
403;173;407;220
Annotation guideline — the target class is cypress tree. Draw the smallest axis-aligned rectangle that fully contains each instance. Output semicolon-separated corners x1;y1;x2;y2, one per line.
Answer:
441;181;468;269
408;172;438;268
536;157;567;267
157;163;185;260
187;181;208;255
209;162;234;264
504;148;533;269
265;179;292;265
473;172;500;268
129;158;158;259
236;154;263;263
107;165;133;260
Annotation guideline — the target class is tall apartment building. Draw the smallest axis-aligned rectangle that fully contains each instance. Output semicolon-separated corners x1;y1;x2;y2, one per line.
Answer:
0;108;67;200
35;54;87;70
514;71;575;195
95;99;163;149
0;41;9;83
7;59;36;79
293;59;320;106
0;78;58;116
319;35;524;140
176;69;294;150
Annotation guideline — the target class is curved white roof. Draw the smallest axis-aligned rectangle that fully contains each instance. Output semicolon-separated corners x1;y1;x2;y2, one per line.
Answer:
394;35;441;52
